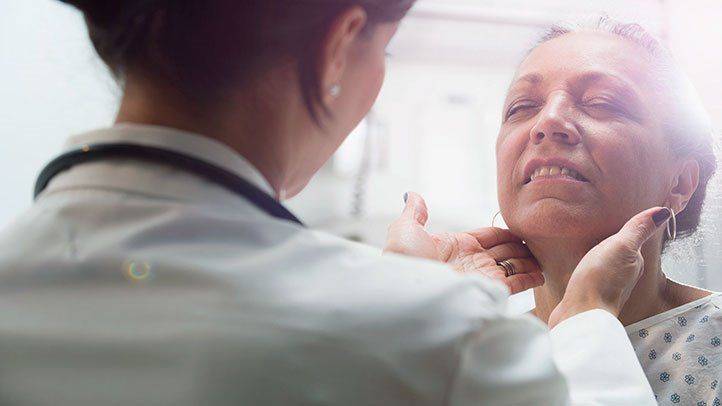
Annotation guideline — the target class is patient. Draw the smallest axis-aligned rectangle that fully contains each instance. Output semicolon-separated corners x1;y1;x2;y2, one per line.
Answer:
495;18;720;405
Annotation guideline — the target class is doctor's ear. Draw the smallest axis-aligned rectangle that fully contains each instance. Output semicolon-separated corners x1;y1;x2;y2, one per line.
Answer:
318;6;368;104
667;158;700;215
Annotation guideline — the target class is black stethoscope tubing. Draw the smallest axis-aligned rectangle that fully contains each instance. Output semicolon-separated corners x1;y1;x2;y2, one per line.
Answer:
34;143;303;226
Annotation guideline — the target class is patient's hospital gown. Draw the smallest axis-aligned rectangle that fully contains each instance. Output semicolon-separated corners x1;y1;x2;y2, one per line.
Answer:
628;293;722;406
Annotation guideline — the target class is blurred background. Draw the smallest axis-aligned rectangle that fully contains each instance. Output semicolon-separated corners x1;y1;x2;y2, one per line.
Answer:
1;0;721;302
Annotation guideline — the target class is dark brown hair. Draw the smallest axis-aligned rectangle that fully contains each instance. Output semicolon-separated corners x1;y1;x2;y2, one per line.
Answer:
58;0;416;122
536;16;718;246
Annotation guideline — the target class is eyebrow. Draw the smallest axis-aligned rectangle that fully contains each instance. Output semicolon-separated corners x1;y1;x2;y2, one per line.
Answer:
573;71;635;91
512;73;543;86
573;71;645;108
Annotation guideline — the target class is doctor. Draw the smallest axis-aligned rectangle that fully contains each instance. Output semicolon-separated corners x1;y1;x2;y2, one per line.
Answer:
0;0;664;404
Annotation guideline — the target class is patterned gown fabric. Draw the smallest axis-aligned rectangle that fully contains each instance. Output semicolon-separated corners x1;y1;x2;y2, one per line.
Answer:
627;293;722;406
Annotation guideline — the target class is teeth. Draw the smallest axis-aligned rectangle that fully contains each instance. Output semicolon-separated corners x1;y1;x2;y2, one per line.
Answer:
530;165;584;181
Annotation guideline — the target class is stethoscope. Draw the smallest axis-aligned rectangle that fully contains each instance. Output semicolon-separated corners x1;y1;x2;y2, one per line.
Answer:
34;143;304;226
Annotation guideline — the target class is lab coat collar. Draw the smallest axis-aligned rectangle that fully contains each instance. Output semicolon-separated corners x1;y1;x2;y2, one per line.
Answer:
63;123;277;198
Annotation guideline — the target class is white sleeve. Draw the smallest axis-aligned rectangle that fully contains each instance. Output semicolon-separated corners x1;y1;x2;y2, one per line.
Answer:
549;309;656;405
446;309;656;406
446;313;569;406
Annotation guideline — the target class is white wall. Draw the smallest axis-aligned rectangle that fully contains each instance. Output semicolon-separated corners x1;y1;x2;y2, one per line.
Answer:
1;0;720;291
0;0;117;227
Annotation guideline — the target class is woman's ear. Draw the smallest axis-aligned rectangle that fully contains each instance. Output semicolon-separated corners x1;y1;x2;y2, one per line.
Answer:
667;159;700;214
318;6;367;104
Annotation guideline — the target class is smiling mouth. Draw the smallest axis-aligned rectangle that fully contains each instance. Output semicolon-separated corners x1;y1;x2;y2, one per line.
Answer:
525;165;589;184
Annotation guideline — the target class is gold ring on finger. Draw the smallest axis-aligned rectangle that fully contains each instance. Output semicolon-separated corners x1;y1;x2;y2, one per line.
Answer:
497;259;517;277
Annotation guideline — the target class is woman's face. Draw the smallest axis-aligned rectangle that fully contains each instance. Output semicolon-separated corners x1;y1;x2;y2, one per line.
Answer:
496;32;676;243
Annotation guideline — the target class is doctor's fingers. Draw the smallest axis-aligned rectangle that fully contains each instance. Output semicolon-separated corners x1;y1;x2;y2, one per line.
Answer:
466;227;522;248
492;257;541;277
484;242;533;261
475;257;544;294
489;271;546;295
400;191;429;226
457;255;544;294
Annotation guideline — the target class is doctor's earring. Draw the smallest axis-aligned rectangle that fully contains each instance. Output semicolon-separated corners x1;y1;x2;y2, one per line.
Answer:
329;83;342;99
666;208;677;241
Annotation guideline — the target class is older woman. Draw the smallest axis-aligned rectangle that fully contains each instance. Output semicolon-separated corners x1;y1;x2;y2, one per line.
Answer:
389;16;719;406
495;18;720;406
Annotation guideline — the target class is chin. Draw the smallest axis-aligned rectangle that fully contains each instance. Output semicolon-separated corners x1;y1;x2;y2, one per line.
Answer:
283;157;329;200
282;180;310;200
506;203;604;242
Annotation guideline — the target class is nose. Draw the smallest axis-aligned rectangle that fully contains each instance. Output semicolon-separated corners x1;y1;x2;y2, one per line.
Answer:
529;92;581;146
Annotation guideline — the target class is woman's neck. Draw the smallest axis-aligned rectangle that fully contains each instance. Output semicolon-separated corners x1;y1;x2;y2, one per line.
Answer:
528;236;695;327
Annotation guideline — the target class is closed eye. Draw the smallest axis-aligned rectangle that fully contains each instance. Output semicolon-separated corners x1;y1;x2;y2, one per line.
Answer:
581;97;627;114
505;101;540;121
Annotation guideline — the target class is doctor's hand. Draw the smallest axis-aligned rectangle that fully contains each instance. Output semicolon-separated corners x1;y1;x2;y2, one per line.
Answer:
384;192;545;295
548;207;671;328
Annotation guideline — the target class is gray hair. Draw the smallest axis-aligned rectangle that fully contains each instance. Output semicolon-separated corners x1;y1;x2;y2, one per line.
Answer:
533;16;717;246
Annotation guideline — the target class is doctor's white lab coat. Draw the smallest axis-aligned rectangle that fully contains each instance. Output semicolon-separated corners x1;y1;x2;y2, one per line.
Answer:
0;124;655;405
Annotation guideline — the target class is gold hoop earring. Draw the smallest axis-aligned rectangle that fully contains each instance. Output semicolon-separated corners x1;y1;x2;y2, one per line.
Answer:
491;211;502;228
666;208;677;241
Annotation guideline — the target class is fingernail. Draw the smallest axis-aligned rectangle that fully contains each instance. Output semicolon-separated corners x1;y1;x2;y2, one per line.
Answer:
653;207;672;227
403;192;408;204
